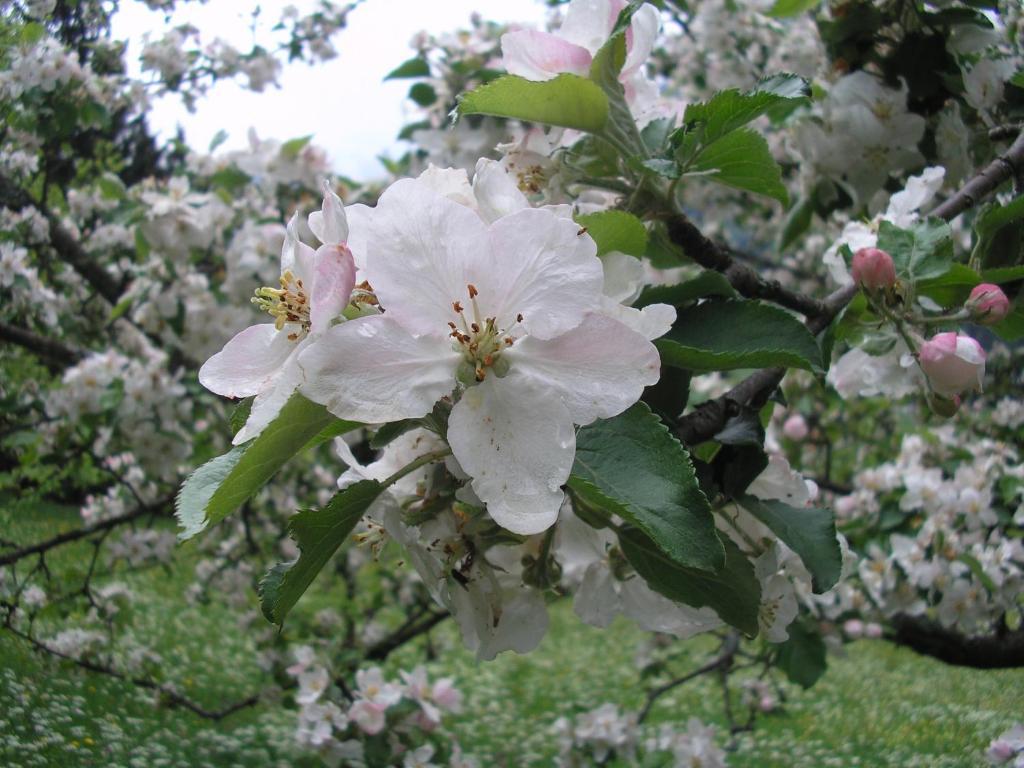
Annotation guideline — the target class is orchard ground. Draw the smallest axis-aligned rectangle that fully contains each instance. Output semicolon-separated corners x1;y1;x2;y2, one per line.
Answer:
2;502;1020;768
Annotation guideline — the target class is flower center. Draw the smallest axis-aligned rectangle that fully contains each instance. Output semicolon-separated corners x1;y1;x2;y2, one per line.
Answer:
448;283;520;382
252;269;310;340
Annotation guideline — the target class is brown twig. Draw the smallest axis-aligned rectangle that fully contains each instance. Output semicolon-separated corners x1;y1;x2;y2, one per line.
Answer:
0;320;84;368
665;214;828;318
930;130;1024;221
638;632;740;724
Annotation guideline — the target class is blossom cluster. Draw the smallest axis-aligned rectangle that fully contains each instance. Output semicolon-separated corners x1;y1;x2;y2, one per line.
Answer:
287;648;473;768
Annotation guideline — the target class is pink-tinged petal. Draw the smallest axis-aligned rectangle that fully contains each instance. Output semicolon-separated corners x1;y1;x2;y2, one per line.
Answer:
309;243;356;334
447;377;575;535
506;312;660;424
472;158;529;224
478;207;604;340
500;29;592;81
622;4;660;77
361;178;490;337
298;315;459;423
307;180;349;246
280;212;300;273
559;0;624;52
233;349;304;444
198;323;295;398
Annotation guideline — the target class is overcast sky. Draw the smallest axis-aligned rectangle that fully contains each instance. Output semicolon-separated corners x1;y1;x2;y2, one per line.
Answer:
112;0;548;179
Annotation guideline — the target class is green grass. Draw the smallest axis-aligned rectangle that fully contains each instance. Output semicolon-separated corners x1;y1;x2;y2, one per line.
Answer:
1;504;1021;767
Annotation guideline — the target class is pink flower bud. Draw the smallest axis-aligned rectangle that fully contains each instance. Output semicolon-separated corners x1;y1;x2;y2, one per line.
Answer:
782;413;809;441
851;247;897;291
918;332;986;398
843;619;864;639
864;622;883;639
966;283;1010;324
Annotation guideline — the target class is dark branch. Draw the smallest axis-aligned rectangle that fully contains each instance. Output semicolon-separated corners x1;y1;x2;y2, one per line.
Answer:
0;320;84;368
0;173;125;305
0;500;169;567
3;623;260;720
888;614;1024;669
930;129;1024;221
638;632;740;724
665;215;827;317
675;284;857;446
364;609;449;661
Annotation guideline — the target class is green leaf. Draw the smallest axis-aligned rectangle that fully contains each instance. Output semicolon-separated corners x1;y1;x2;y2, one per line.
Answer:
916;263;981;307
458;74;609;133
209;167;251;194
176;394;360;540
779;196;814;250
280;135;313;159
776;621;828;687
687;129;789;205
97;173;126;201
636;271;736;308
229;398;254;437
739;495;842;593
569;403;723;572
259;480;383;625
408;82;437;107
656;300;822;373
876;218;954;282
384;56;430;80
108;296;133;322
971;196;1024;270
575;210;648;257
619;527;761;636
20;22;46;45
767;0;821;17
992;305;1024;342
208;129;229;152
676;74;810;150
639;158;681;179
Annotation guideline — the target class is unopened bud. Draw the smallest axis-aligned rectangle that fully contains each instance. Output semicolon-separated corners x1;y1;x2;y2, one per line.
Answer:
966;283;1010;324
919;332;986;398
851;247;897;291
782;413;808;441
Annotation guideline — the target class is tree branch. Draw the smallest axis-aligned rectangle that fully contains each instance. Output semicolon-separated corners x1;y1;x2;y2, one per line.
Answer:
930;129;1024;221
0;173;125;305
2;622;260;720
888;614;1024;669
364;609;449;661
0;320;84;368
665;214;828;317
0;500;169;567
638;632;740;724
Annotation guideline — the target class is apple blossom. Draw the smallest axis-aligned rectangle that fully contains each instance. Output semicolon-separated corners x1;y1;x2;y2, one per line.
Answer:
299;169;661;534
918;332;986;399
782;413;809;441
198;189;356;443
851;246;897;291
967;283;1010;324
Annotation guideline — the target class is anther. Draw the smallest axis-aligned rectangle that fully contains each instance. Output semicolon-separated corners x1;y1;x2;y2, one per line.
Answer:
453;301;464;313
467;284;478;298
516;313;523;323
470;322;480;333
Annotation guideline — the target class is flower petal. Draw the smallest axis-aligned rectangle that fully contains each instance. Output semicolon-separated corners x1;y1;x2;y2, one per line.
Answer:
198;323;296;398
361;178;489;337
559;0;621;53
600;297;676;340
500;29;592;81
481;207;604;340
472;158;529;224
341;202;372;271
233;349;305;444
447;377;574;535
309;243;356;334
622;3;660;76
506;312;660;425
298;315;459;423
282;212;317;284
308;180;349;246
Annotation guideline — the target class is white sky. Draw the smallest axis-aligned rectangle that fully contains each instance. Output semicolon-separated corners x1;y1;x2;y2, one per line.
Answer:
111;0;549;179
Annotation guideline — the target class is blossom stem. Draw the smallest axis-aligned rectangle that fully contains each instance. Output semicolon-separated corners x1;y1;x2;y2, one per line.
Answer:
380;449;452;490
